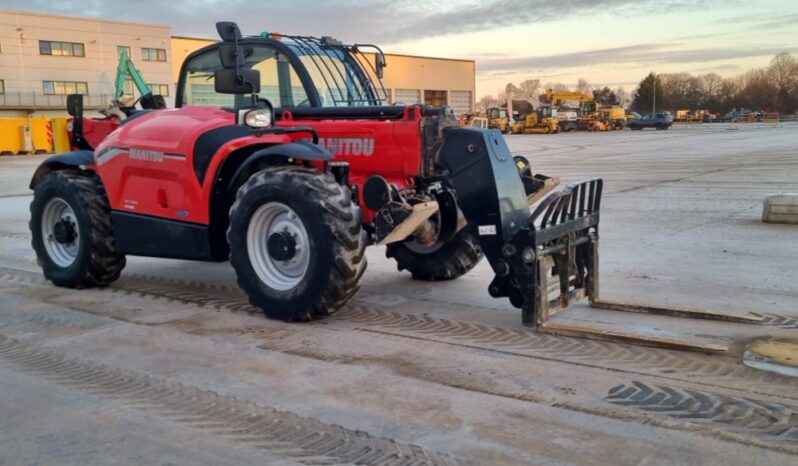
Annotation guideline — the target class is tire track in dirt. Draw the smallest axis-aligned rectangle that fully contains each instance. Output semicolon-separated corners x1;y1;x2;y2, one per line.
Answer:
606;381;798;442
0;333;464;466
1;259;796;401
2;263;798;453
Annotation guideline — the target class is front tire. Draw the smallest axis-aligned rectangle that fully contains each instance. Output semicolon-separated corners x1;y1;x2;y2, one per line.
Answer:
30;170;125;288
386;230;483;281
227;166;366;321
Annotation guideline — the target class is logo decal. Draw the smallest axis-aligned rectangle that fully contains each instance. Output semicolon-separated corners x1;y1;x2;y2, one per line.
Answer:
95;147;186;165
318;137;375;156
130;148;165;163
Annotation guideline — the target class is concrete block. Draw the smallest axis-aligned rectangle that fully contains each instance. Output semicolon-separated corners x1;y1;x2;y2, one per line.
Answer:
763;193;798;224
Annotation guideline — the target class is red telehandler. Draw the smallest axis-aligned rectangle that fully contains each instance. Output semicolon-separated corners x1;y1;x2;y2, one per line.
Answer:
29;22;762;352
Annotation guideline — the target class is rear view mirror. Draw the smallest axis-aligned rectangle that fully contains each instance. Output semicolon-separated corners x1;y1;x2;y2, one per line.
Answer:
66;94;83;118
216;22;242;42
215;68;261;94
375;53;386;79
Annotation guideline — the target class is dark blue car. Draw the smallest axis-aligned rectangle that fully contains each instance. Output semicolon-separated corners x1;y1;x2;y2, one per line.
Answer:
628;113;673;130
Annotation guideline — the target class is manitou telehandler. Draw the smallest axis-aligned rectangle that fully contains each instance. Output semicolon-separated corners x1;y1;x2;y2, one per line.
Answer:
29;22;764;352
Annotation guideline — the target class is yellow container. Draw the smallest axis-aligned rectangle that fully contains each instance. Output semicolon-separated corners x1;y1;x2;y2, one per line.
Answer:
0;117;54;154
51;117;72;153
0;118;26;155
28;117;54;154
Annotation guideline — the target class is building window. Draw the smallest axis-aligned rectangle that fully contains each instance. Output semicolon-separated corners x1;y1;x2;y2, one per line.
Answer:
149;84;170;96
39;40;85;57
117;46;131;58
42;81;88;95
141;48;166;61
0;80;4;94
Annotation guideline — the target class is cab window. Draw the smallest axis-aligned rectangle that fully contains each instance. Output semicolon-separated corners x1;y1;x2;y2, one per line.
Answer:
180;45;309;108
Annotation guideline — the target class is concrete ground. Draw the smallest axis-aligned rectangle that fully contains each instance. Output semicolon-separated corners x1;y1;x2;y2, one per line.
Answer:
0;123;796;465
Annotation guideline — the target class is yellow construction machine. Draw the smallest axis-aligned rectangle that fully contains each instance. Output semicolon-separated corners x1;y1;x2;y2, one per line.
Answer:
504;83;559;135
487;107;512;133
512;106;560;134
545;89;625;131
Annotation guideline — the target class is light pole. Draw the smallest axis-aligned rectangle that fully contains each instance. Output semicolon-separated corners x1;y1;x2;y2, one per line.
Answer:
652;77;656;114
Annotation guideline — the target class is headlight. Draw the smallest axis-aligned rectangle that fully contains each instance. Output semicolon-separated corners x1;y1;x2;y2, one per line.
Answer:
244;108;272;128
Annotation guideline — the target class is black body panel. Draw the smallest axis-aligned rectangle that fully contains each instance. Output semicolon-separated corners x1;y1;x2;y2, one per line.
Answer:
112;211;220;261
435;127;531;306
193;125;252;185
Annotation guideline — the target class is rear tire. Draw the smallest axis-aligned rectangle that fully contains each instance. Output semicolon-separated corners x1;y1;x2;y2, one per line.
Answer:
386;230;483;281
227;166;366;321
30;170;125;288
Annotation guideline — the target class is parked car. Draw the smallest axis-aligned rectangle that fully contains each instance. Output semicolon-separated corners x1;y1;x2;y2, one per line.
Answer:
628;113;673;130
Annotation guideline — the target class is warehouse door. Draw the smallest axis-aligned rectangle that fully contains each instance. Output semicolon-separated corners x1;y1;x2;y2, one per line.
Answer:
449;91;473;115
394;89;421;105
424;90;447;107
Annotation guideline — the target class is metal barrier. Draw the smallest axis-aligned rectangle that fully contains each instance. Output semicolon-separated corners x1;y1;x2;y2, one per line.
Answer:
0;92;113;110
673;117;703;124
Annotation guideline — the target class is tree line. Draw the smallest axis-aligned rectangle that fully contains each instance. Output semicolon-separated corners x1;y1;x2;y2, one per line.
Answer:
631;53;798;115
476;53;798;116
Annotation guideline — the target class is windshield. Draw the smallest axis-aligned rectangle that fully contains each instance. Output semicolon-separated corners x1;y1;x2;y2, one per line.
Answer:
282;38;386;107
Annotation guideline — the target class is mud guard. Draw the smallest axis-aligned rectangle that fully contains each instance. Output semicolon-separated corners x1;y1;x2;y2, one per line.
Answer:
29;150;95;189
229;141;334;191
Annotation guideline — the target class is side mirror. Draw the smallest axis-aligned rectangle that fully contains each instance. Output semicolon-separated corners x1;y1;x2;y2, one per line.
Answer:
216;21;242;42
214;68;261;94
375;53;386;79
66;94;83;118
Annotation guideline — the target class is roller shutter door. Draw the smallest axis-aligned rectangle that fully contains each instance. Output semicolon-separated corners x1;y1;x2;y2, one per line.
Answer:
449;91;472;115
394;89;421;105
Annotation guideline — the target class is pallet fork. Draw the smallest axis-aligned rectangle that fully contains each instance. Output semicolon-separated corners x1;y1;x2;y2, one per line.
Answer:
521;178;762;353
435;128;762;353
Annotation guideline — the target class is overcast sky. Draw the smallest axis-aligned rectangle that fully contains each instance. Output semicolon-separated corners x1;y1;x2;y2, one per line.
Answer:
3;0;797;96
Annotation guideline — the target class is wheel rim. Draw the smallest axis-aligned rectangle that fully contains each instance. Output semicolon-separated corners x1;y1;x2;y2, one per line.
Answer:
41;197;80;267
247;202;310;291
405;240;445;254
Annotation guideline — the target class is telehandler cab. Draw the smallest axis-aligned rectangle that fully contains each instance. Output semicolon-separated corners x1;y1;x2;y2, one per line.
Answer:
29;22;764;352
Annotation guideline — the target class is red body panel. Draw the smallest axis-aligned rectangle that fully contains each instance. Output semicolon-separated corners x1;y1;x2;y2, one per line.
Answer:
281;107;424;222
71;117;121;151
94;105;425;225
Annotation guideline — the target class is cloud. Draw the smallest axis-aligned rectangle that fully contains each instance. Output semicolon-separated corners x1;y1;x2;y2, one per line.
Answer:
1;0;722;44
476;44;798;74
0;0;400;42
747;13;798;31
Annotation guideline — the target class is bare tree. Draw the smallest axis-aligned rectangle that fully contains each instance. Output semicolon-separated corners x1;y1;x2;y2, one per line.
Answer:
576;78;592;95
543;82;569;92
701;73;723;99
615;86;629;107
477;94;499;113
518;79;541;97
